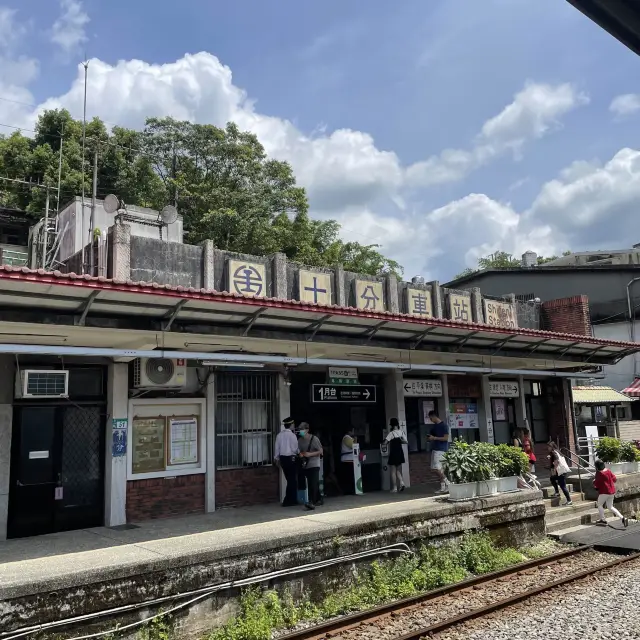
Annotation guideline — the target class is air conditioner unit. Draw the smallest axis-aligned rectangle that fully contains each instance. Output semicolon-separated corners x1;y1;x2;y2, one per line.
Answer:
16;370;69;399
133;358;187;389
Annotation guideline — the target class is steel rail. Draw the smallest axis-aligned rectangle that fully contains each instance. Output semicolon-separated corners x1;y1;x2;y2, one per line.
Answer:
395;550;640;640
278;545;591;640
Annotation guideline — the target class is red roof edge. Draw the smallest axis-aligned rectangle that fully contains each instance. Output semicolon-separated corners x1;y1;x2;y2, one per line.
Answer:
0;265;638;349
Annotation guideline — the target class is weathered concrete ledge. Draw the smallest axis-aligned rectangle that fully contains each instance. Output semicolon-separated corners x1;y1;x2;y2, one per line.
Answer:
0;491;544;637
569;471;640;514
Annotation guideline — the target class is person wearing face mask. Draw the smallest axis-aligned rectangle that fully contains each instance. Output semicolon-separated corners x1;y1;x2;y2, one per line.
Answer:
298;422;324;510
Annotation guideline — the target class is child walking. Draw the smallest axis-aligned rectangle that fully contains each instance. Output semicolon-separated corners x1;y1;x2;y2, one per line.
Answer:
594;460;629;527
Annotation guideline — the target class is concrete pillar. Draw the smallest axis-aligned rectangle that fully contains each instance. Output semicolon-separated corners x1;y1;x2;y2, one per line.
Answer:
470;287;484;323
384;371;410;487
384;274;400;313
277;372;292;503
429;281;444;318
0;356;14;540
205;371;216;513
200;240;215;291
480;376;495;444
441;374;451;441
272;252;288;299
515;375;527;431
111;223;131;281
105;363;128;527
334;265;346;307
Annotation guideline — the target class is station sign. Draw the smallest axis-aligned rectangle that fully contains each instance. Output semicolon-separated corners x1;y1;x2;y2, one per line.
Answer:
489;381;520;398
328;367;359;385
312;384;377;403
403;378;443;397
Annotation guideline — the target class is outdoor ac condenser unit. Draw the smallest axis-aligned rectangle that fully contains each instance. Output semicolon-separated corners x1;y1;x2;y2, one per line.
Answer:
16;370;69;399
133;357;187;389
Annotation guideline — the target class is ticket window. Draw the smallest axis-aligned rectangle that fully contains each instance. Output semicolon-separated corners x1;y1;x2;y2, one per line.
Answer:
491;398;516;444
449;398;480;444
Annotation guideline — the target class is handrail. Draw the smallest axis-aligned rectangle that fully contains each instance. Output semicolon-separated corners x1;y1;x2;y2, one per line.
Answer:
561;446;594;502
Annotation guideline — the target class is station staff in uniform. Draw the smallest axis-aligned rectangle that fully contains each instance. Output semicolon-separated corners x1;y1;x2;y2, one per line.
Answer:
275;417;299;507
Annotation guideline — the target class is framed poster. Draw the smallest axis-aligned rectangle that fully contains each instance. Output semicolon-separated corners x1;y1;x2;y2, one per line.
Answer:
493;398;507;422
168;416;199;466
422;400;435;424
132;417;166;474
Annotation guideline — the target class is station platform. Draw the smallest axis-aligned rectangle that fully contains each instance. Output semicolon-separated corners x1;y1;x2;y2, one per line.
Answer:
555;519;640;552
0;486;544;635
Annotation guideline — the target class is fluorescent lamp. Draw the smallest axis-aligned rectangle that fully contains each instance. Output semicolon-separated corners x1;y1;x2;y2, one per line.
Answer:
204;362;265;369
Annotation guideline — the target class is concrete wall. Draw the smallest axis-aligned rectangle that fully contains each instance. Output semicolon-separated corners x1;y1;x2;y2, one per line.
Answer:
129;236;204;288
0;355;13;540
593;321;639;390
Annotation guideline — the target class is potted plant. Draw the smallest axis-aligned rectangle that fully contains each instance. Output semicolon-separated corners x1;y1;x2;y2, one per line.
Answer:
442;441;478;500
596;437;624;474
495;444;528;492
619;441;640;474
471;442;499;496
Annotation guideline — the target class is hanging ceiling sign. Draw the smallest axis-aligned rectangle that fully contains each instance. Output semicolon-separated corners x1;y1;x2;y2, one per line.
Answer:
403;378;443;397
328;367;359;385
312;384;377;403
489;381;520;398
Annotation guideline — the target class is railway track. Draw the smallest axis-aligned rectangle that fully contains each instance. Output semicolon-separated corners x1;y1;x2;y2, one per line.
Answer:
278;545;640;640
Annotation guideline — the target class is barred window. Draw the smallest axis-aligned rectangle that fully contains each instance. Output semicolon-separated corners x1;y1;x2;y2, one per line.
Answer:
215;372;278;470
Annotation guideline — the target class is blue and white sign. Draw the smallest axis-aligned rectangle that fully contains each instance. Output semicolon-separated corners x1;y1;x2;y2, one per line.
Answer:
112;418;128;458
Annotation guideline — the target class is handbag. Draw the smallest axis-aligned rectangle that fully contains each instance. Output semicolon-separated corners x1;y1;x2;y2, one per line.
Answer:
555;453;571;476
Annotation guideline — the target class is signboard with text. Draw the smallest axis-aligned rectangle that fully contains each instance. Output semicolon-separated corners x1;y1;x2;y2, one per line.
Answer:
328;367;359;385
312;384;377;403
403;378;443;397
489;381;520;398
483;299;518;329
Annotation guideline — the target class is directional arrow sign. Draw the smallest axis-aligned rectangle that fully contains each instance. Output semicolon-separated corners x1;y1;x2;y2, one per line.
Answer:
312;384;377;403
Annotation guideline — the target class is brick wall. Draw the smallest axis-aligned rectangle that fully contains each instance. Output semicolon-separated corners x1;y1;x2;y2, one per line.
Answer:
126;474;205;522
544;379;575;452
541;295;592;335
409;452;439;486
216;466;280;508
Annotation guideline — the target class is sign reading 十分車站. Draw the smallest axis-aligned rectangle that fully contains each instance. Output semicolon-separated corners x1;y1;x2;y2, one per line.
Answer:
448;292;472;323
483;299;518;329
355;280;384;311
299;270;332;305
406;288;433;318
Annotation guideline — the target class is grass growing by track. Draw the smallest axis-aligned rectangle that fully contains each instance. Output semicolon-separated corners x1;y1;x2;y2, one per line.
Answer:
205;533;561;640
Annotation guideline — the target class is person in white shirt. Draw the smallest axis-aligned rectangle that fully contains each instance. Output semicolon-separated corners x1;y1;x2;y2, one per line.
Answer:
385;418;407;493
274;417;299;507
339;427;356;495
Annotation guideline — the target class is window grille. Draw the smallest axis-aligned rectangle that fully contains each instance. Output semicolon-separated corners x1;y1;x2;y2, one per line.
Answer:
215;372;278;470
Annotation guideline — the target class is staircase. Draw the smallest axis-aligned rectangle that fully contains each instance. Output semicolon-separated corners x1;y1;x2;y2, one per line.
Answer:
543;483;602;537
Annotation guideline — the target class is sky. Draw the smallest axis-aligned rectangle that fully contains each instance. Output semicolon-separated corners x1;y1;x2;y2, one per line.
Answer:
2;0;640;283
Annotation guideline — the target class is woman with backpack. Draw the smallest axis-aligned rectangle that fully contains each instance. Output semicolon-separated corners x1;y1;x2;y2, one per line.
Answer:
548;441;573;506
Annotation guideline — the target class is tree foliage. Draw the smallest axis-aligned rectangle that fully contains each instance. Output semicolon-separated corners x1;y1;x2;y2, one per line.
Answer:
453;250;572;280
0;111;401;276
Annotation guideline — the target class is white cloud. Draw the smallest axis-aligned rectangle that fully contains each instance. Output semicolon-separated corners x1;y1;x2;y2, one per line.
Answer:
609;93;640;118
405;82;588;187
51;0;89;55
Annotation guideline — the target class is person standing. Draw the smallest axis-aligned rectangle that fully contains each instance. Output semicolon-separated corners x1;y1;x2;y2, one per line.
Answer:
512;428;524;450
547;442;573;506
340;427;356;495
274;417;299;507
594;460;628;527
428;411;450;493
298;422;324;509
386;418;407;493
522;428;537;474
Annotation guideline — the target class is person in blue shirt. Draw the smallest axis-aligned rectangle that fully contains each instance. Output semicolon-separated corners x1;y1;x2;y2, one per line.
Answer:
428;411;450;494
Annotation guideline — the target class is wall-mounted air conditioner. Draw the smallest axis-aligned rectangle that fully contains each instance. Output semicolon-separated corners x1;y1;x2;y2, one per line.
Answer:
133;358;187;389
16;370;69;399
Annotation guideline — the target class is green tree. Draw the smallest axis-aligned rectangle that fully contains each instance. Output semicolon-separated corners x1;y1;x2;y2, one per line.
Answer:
453;250;572;280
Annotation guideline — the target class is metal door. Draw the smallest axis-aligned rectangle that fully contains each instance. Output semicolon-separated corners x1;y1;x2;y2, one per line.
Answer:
8;405;105;538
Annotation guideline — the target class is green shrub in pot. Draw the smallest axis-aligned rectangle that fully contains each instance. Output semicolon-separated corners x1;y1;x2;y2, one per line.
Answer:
620;441;638;463
595;437;621;463
495;444;529;477
470;442;500;480
442;440;473;484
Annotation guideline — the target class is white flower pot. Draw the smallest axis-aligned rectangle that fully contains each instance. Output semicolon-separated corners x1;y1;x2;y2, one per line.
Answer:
477;478;499;497
605;462;626;474
497;476;518;493
448;481;477;501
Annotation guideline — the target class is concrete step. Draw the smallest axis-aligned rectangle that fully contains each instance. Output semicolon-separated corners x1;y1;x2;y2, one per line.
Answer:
546;508;602;533
542;491;582;507
545;500;598;525
541;485;575;499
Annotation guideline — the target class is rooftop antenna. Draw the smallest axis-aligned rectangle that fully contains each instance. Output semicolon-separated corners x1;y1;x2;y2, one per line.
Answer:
80;58;89;275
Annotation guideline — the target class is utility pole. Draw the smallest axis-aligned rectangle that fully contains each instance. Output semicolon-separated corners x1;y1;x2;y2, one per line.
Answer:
43;187;50;270
56;122;64;212
90;145;98;275
80;60;89;275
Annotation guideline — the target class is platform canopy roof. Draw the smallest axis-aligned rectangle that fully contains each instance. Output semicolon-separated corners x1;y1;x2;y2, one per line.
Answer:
572;386;635;404
0;266;637;373
568;0;640;57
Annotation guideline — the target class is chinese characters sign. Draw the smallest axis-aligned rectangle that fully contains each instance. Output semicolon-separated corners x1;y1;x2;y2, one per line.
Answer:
449;293;472;323
406;288;433;318
328;367;359;385
312;384;377;403
228;260;266;298
483;299;518;329
112;418;127;458
355;280;384;311
299;270;332;305
403;378;443;397
448;402;479;430
489;381;520;398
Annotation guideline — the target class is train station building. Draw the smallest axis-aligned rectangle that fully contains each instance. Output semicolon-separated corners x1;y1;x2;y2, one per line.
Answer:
0;206;638;539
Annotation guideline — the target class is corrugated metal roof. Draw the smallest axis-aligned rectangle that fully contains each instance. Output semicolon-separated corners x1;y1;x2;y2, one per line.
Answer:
572;386;635;404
